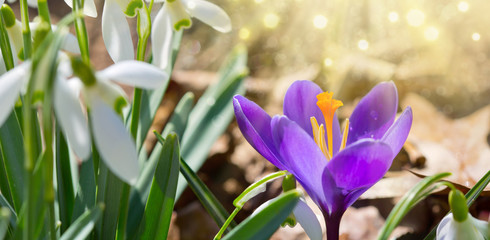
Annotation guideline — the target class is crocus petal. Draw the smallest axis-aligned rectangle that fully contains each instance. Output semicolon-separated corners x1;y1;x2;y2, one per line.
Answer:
0;63;29;126
102;0;134;62
327;139;392;191
283;80;342;155
97;60;168;89
233;95;285;170
293;199;323;240
347;81;398;145
381;107;412;158
90;95;139;185
182;0;232;33
54;78;91;160
151;8;173;69
271;115;327;206
63;0;98;17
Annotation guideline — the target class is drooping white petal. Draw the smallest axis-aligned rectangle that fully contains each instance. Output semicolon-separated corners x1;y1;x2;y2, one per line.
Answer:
97;60;168;89
6;20;23;61
84;80;129;116
63;0;98;18
61;32;81;54
436;213;487;240
54;77;91;160
293;199;323;240
151;8;174;69
102;0;134;62
89;94;139;185
183;0;232;33
0;63;29;126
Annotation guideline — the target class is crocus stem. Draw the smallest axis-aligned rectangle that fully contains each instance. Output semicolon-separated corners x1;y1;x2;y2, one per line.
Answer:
325;213;341;240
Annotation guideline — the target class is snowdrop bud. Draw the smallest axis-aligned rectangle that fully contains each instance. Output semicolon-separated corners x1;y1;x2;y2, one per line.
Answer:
282;174;296;192
70;57;96;86
1;5;16;28
32;18;51;50
449;189;468;222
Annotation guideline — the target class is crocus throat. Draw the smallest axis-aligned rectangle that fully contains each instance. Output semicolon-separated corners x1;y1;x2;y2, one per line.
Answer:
310;91;349;160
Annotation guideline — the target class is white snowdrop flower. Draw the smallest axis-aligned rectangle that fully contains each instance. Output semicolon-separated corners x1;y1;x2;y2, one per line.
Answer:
151;0;231;69
436;190;489;240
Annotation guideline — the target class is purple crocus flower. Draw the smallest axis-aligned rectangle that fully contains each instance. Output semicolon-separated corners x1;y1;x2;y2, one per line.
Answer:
233;80;412;239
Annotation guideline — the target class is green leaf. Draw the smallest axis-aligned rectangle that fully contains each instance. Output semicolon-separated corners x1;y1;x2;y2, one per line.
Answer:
126;92;194;238
0;112;24;212
423;170;490;240
95;163;124;240
71;155;96;224
177;45;248;198
0;208;11;239
138;133;180;240
234;171;287;208
0;193;16;227
179;153;233;230
136;30;182;150
55;128;75;233
220;190;301;240
60;203;104;240
377;172;451;240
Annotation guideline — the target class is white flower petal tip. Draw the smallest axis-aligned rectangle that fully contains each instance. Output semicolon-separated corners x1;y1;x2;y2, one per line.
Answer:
102;0;135;62
184;0;232;33
90;96;140;185
63;0;98;17
151;9;173;70
54;78;91;160
0;63;30;126
98;61;168;89
436;213;488;240
293;199;323;240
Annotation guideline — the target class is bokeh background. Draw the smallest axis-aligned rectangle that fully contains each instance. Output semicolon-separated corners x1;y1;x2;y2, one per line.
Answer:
10;0;490;239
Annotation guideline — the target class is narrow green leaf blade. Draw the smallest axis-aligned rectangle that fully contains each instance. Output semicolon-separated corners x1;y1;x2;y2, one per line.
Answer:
0;208;10;239
60;203;104;240
55;128;75;233
179;155;233;229
138;133;180;240
221;190;301;240
126;93;194;238
177;45;248;198
377;172;451;240
0;112;24;211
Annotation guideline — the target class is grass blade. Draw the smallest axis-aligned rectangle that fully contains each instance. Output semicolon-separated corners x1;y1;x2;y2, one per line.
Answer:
126;93;194;238
60;203;104;240
138;133;180;240
220;190;301;240
377;172;451;240
0;112;24;211
55;128;75;233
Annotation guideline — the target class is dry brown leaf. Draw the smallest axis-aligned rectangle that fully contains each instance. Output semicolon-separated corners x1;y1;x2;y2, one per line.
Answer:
402;93;490;192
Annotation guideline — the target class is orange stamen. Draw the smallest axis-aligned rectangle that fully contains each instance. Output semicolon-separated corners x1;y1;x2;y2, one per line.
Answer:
316;91;343;158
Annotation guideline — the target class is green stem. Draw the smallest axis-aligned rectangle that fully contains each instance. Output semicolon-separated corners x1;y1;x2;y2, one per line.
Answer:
37;0;51;25
19;0;32;59
214;207;241;240
0;9;15;70
117;5;152;239
72;0;90;63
